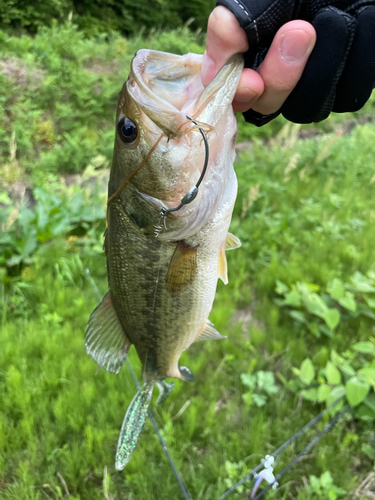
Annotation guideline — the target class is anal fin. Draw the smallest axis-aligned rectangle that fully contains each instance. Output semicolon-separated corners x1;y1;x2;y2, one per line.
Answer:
195;319;226;342
218;244;228;284
85;291;131;374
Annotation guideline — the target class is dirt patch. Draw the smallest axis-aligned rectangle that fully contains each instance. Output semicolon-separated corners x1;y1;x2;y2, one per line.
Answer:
0;57;44;86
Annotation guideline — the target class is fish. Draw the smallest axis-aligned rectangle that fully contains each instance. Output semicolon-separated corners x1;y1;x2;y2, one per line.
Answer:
85;49;243;470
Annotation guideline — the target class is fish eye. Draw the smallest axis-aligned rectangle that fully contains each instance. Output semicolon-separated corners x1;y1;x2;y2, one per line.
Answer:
117;117;138;144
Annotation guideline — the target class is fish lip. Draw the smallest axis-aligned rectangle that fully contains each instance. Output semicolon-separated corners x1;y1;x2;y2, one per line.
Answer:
128;50;244;139
128;49;204;138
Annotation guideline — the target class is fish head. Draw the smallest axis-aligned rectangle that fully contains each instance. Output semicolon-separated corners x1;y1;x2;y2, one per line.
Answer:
110;49;243;237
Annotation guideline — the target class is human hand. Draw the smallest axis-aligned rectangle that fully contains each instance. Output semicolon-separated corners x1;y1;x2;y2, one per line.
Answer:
202;1;375;125
201;6;316;116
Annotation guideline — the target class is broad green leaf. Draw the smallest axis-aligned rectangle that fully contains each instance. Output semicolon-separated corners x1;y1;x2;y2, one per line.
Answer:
304;292;327;318
318;383;331;402
364;393;375;413
337;296;357;312
320;470;334;488
304;282;320;292
257;371;279;395
0;192;11;204
364;296;375;308
240;374;256;390
355;404;375;422
300;358;315;385
340;362;356;377
327;385;345;407
301;388;318;401
351;272;375;293
346;376;370;407
275;280;289;295
323;308;340;330
252;394;267;407
326;361;341;385
352;341;375;354
284;290;302;307
357;367;375;384
289;310;307;323
331;350;343;365
327;278;344;300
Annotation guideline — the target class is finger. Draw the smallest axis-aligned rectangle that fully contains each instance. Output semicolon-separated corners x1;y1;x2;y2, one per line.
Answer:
232;68;265;113
334;5;375;112
250;20;316;116
282;8;356;122
201;6;249;87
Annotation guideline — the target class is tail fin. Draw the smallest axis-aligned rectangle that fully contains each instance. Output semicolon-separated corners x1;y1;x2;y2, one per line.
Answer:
115;382;154;470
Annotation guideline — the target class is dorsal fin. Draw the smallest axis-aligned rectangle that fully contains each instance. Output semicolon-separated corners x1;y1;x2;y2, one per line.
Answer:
218;244;228;284
166;241;198;296
225;232;241;250
85;291;132;374
195;319;226;342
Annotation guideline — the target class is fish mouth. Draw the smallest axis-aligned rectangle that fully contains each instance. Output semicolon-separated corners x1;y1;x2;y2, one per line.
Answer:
124;50;244;240
128;49;243;138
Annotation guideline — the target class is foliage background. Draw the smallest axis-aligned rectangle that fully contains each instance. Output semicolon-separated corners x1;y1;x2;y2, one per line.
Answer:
1;8;375;500
0;0;215;35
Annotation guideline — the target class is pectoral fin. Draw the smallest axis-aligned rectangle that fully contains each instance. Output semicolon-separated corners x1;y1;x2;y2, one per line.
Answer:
195;319;226;342
166;241;197;296
85;291;131;374
225;232;241;250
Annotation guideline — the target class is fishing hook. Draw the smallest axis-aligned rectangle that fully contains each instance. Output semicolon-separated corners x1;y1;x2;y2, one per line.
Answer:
160;115;209;217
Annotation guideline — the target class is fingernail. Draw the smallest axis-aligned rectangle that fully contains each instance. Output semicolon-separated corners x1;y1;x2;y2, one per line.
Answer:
280;30;314;63
234;87;258;103
201;52;216;86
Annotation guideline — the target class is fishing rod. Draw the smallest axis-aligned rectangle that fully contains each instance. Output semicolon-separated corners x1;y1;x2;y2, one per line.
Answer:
85;268;351;500
218;396;349;500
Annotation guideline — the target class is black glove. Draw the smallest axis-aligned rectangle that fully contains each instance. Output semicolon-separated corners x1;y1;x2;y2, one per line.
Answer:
216;0;375;124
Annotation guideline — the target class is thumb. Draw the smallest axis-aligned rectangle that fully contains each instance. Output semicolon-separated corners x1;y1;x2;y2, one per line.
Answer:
201;6;249;86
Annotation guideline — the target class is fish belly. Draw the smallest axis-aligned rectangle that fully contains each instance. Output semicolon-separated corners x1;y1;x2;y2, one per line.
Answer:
107;196;219;379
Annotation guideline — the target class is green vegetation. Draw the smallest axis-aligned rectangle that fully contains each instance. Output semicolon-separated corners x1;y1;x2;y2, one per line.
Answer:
1;22;375;500
0;0;215;36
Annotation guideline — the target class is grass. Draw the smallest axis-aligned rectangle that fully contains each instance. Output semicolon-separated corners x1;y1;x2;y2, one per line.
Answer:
1;22;375;500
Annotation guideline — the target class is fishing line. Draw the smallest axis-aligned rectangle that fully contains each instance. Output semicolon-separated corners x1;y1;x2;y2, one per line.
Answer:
85;268;349;500
161;115;209;217
217;395;347;500
251;404;351;500
106;133;165;221
85;268;191;500
124;358;191;500
151;215;166;317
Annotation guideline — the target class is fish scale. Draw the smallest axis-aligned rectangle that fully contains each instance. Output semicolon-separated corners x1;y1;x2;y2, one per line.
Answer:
85;49;243;469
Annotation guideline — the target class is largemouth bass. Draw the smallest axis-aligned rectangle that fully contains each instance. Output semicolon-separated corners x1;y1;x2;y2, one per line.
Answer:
85;49;243;470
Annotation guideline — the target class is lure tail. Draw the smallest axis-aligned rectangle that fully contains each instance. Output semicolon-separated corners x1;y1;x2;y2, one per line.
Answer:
115;381;154;470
